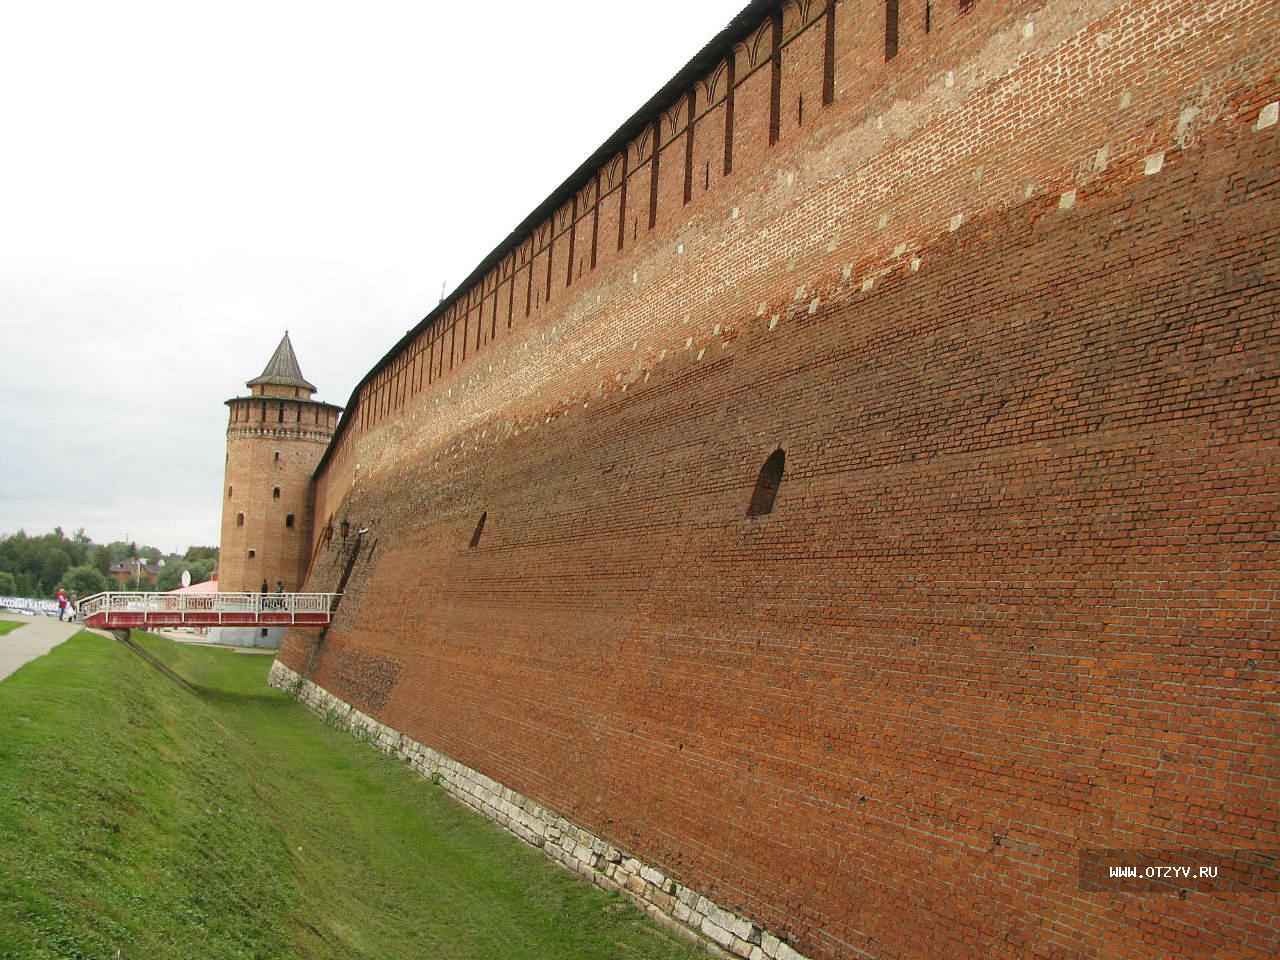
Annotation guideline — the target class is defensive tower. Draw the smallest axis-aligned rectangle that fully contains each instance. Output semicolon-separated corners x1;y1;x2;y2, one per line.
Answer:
218;333;341;617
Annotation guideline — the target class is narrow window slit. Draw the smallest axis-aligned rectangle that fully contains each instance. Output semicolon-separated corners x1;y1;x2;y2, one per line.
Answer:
747;448;786;517
886;1;900;61
469;512;487;548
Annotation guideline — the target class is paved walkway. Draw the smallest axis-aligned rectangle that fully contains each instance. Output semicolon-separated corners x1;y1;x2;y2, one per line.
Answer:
0;614;82;682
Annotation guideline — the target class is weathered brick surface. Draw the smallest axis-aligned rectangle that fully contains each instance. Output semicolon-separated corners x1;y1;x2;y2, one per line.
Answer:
278;2;1279;957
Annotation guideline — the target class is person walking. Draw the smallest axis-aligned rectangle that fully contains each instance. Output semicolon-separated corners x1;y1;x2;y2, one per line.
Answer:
56;589;68;621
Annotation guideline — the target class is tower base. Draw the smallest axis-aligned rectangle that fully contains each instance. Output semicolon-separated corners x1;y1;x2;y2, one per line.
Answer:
207;626;285;649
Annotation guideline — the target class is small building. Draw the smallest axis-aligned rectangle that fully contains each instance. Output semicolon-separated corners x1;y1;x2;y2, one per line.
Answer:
107;558;161;587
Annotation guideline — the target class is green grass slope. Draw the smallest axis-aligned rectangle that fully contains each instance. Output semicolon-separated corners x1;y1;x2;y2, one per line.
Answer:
0;632;704;960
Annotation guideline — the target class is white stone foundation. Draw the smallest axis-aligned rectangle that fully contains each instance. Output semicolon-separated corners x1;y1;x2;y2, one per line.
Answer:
209;626;284;649
269;660;812;960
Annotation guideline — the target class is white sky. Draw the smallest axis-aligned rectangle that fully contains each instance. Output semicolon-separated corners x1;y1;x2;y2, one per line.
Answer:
0;0;748;554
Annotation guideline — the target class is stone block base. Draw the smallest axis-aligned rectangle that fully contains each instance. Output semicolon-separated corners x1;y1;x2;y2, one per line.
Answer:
209;626;285;649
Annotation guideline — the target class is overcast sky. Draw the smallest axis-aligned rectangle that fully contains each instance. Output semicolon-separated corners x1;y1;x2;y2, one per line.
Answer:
0;0;748;554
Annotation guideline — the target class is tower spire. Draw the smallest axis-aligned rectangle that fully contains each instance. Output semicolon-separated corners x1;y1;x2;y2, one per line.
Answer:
247;331;317;394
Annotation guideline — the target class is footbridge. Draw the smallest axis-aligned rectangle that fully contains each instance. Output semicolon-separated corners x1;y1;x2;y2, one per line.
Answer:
79;591;339;631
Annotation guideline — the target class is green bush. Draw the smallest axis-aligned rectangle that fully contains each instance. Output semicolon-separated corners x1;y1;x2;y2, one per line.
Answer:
60;565;109;598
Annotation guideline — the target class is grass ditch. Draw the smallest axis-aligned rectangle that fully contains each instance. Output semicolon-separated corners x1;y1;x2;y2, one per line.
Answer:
0;631;705;960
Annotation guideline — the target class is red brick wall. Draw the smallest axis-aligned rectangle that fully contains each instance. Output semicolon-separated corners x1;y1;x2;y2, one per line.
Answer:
283;2;1280;957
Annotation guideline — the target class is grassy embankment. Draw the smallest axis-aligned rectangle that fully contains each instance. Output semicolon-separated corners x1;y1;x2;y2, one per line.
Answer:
0;620;24;637
0;631;704;960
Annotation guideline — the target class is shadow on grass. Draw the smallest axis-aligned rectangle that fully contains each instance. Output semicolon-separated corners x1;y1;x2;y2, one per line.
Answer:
193;684;294;709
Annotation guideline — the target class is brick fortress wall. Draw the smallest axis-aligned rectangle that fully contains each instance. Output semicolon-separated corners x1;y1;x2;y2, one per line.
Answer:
277;2;1280;957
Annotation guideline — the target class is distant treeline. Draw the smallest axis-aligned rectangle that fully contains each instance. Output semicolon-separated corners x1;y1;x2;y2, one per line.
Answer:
0;528;218;599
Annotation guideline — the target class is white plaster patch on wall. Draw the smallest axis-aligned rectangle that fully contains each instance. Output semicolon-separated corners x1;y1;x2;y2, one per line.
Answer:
268;662;813;960
1256;101;1279;131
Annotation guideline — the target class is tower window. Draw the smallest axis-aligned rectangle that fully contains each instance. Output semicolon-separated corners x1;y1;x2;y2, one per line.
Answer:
885;1;899;61
285;514;295;528
228;485;233;498
237;512;245;527
248;549;256;558
273;487;281;500
274;451;280;461
747;448;785;517
469;512;487;549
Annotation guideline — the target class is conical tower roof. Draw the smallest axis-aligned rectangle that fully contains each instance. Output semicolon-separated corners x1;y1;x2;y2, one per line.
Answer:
247;332;317;392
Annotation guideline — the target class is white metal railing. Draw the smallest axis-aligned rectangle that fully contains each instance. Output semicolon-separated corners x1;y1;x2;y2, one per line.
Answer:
78;591;339;624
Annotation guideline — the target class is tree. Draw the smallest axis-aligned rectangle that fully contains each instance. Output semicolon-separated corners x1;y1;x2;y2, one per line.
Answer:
0;571;15;595
156;564;183;592
39;546;71;592
61;565;109;598
90;545;111;576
